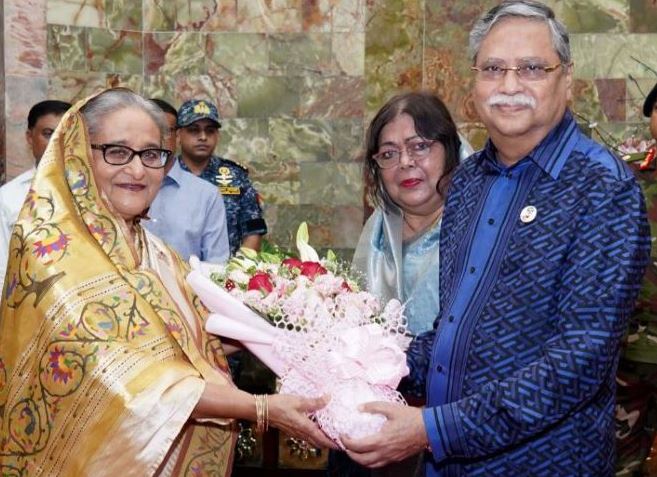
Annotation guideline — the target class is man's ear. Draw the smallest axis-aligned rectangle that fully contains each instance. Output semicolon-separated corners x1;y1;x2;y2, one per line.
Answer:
25;129;34;151
564;63;574;102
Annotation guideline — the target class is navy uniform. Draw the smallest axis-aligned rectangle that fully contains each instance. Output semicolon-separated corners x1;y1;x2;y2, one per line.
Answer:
179;155;267;255
177;99;267;256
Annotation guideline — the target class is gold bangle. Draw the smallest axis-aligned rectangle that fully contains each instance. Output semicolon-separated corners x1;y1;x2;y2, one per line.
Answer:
254;394;269;434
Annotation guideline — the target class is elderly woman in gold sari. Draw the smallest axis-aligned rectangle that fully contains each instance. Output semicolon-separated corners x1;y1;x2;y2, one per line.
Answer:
0;88;333;476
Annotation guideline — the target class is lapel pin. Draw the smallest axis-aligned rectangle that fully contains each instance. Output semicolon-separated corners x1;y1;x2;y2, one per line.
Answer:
520;205;537;223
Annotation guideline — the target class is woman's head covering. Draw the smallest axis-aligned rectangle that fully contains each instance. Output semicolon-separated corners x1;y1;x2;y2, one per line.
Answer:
0;89;234;476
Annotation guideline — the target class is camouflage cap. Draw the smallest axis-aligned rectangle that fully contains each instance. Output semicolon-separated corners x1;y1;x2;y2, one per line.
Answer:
643;82;657;118
177;99;222;128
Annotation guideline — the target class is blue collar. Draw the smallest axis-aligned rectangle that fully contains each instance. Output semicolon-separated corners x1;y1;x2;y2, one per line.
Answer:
479;109;580;180
163;158;185;187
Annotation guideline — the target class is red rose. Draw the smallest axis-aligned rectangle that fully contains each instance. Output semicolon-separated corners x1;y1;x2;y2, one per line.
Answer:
225;279;236;291
282;257;303;270
247;272;274;294
299;261;327;279
341;281;351;292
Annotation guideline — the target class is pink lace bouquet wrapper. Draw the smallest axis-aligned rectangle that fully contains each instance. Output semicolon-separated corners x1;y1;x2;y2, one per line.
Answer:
187;224;411;446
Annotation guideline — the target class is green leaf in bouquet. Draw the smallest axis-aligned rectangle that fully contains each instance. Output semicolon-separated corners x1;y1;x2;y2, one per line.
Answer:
239;247;259;260
621;151;649;163
259;252;284;264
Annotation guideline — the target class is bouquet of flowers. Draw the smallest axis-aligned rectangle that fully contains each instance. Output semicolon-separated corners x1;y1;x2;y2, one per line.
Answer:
618;136;656;170
187;223;410;446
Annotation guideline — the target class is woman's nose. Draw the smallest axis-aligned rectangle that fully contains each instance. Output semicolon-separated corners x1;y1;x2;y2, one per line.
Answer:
398;149;415;168
125;154;147;177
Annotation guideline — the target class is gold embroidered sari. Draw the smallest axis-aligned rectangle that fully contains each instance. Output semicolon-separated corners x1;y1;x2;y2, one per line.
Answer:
0;92;236;476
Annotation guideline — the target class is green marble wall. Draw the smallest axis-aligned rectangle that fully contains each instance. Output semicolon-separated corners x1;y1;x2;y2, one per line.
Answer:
4;0;657;257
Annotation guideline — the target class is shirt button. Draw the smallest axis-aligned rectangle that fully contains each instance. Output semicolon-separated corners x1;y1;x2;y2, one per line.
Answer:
436;364;443;373
448;315;454;322
469;266;476;274
488;218;495;225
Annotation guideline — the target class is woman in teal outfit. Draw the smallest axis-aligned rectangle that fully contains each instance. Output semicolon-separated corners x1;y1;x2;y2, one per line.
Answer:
329;92;472;477
353;92;471;338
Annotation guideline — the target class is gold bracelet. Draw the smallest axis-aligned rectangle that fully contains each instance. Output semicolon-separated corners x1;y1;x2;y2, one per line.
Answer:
254;394;269;434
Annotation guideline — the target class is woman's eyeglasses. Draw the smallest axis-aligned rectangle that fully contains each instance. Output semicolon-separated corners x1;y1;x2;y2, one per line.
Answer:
372;140;437;169
91;144;172;169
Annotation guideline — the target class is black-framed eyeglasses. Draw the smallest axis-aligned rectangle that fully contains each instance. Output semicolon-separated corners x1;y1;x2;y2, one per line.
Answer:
471;61;569;81
91;144;172;169
372;140;437;169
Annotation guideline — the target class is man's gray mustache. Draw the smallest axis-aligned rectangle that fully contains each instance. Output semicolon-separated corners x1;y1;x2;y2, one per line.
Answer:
487;94;536;108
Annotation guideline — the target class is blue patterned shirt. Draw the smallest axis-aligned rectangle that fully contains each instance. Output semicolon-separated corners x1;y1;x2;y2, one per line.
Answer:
179;155;267;255
407;111;650;476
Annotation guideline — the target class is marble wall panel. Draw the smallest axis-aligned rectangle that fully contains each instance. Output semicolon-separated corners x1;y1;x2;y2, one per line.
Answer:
216;118;271;170
47;25;87;71
237;0;303;33
105;0;142;31
5;0;652;254
5;76;49;177
175;0;238;31
87;28;143;74
256;181;300;206
270;118;333;163
47;70;106;102
47;0;142;30
265;204;363;251
332;0;366;33
551;0;628;33
332;119;365;162
572;79;607;123
301;0;332;32
571;33;657;79
302;0;366;33
144;0;176;31
5;0;48;76
424;2;494;123
299;76;364;118
143;73;238;118
365;0;424;117
269;33;333;76
237;76;301;117
299;162;362;206
333;32;365;76
629;0;657;33
627;77;657;122
145;32;206;76
208;33;269;76
47;0;104;28
594;78;627;122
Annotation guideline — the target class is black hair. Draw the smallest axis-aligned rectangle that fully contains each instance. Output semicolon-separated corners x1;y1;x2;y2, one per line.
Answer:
149;98;178;120
27;100;72;129
364;91;461;208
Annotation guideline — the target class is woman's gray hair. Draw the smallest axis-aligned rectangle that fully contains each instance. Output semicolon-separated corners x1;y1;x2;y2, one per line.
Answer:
469;0;571;64
81;88;169;142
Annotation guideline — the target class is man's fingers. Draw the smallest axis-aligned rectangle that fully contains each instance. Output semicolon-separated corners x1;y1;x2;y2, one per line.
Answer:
340;434;379;453
345;449;386;468
358;401;396;417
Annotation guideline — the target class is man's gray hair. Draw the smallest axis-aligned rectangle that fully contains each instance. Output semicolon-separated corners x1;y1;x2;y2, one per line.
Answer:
469;0;571;64
81;88;169;141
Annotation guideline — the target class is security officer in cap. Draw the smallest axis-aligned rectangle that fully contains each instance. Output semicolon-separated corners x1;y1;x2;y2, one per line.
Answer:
176;99;267;255
615;81;657;477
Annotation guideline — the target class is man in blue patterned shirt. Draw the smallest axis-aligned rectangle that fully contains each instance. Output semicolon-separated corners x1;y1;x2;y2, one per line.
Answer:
342;1;651;476
176;99;267;255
